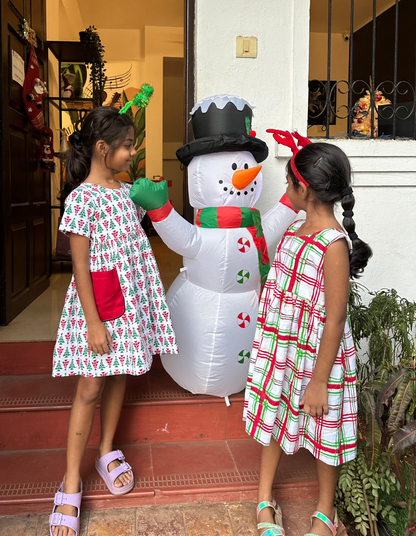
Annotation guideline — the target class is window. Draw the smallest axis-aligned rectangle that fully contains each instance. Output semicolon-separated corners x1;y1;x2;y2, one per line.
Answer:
308;0;416;139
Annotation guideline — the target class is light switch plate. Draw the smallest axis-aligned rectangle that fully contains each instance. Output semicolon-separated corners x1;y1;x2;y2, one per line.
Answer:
236;36;257;58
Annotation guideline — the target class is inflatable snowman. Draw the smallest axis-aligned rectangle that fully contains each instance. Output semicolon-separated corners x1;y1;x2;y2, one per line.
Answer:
130;95;297;398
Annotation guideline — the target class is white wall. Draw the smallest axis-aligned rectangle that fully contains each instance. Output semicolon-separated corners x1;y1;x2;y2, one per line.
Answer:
195;0;310;213
333;140;416;300
195;0;416;300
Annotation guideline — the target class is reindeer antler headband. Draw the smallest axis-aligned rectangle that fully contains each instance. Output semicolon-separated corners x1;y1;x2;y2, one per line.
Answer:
266;129;312;187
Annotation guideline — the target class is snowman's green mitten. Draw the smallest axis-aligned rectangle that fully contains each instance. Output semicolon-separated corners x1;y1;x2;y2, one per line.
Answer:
130;178;173;222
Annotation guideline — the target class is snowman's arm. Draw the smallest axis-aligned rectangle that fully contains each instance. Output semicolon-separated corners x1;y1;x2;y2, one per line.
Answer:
130;178;202;258
149;204;202;258
262;194;298;257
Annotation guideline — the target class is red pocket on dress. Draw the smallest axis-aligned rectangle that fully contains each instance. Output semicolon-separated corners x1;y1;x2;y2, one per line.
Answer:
91;268;125;322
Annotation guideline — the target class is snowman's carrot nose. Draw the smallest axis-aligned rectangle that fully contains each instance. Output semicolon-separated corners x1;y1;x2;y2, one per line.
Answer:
232;165;262;190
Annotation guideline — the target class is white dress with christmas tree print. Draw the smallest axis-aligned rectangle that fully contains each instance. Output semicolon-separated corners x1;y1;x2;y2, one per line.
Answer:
53;182;178;377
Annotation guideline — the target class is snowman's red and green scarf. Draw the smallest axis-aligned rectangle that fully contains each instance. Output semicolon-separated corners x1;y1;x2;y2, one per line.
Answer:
196;207;270;289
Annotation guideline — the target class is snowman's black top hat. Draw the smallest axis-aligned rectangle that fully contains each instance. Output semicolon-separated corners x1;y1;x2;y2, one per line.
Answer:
176;95;269;166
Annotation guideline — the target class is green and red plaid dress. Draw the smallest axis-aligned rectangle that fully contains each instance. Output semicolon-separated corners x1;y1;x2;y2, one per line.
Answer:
244;220;357;466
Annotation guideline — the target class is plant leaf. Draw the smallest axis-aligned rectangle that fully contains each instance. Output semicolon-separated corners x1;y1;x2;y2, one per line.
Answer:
135;108;145;133
133;148;146;166
392;420;416;454
392;452;407;494
392;500;407;508
361;390;381;468
127;148;146;180
376;368;408;429
135;130;145;150
387;372;413;433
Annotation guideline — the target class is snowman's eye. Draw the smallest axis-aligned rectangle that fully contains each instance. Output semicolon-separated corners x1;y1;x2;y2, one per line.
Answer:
232;163;237;170
219;180;223;184
244;163;249;169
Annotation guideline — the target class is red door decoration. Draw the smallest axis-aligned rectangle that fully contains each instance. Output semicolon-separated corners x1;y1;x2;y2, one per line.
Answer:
40;127;56;173
23;46;47;130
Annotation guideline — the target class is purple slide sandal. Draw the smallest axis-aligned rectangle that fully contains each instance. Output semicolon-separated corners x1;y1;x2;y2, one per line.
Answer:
95;449;134;495
49;481;83;536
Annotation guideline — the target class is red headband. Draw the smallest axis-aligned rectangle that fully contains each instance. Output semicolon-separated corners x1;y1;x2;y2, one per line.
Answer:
266;129;312;187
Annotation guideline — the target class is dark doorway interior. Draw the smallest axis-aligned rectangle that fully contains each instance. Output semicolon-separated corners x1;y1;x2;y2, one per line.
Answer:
0;0;50;325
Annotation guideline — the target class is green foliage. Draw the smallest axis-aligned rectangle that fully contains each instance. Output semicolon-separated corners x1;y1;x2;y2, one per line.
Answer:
336;449;399;536
337;285;416;535
359;387;382;469
379;461;414;536
80;26;107;105
120;91;147;182
350;284;416;377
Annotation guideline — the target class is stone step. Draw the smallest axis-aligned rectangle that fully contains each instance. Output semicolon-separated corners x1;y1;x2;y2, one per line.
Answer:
0;342;55;375
0;439;318;516
0;369;246;450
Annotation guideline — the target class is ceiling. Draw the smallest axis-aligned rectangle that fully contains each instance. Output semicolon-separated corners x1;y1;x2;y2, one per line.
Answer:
310;0;399;33
76;0;396;37
77;0;184;30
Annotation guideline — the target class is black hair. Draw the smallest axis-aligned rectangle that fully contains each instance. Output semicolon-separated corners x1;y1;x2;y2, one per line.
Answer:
287;142;372;278
59;106;135;201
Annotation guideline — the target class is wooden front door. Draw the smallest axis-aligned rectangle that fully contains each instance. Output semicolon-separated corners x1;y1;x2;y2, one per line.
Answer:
0;0;50;325
183;0;195;223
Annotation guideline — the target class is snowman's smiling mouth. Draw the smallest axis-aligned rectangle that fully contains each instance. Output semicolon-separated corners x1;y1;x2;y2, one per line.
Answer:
218;163;262;196
218;180;258;196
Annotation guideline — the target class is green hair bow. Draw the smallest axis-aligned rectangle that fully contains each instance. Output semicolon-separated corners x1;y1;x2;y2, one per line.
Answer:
119;83;154;114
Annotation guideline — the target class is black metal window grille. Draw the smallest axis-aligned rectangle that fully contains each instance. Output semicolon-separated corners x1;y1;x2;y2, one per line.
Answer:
308;0;416;140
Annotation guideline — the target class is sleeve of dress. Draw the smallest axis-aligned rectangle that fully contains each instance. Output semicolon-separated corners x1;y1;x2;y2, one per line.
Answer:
124;182;146;221
59;188;95;238
136;205;146;222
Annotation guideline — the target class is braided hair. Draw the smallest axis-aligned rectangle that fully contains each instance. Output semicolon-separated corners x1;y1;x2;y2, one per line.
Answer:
59;106;135;201
287;142;372;278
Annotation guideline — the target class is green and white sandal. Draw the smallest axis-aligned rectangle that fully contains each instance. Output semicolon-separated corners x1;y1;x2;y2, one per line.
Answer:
304;510;339;536
257;500;285;536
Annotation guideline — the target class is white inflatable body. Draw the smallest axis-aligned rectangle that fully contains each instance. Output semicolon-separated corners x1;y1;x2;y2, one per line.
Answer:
154;149;296;397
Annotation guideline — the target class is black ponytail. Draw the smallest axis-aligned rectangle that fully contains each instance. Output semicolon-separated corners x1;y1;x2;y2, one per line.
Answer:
340;189;372;278
287;142;372;278
59;106;135;201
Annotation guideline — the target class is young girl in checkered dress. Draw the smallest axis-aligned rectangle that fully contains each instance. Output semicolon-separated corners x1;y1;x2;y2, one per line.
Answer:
244;136;372;536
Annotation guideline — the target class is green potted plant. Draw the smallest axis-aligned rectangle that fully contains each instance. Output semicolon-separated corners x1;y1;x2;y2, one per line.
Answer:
336;285;416;536
121;90;147;182
376;362;416;536
79;25;107;106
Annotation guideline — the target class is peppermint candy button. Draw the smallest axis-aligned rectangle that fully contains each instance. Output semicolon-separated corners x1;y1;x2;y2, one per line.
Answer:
237;237;251;253
237;312;250;328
